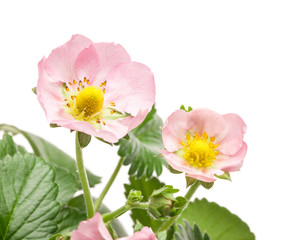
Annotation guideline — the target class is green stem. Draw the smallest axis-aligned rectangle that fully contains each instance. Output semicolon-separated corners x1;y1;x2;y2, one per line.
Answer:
75;131;95;218
102;202;149;223
157;180;200;232
94;157;124;212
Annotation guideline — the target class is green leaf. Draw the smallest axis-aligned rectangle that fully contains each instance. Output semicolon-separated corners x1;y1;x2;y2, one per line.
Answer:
77;131;91;148
0;124;101;188
66;195;127;237
177;198;255;240
0;133;77;206
0;134;18;159
54;167;78;205
175;220;211;240
53;207;86;234
0;153;60;240
117;106;167;178
124;176;165;231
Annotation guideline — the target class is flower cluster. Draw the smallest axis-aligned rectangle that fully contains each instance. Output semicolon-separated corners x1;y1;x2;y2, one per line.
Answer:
32;35;249;239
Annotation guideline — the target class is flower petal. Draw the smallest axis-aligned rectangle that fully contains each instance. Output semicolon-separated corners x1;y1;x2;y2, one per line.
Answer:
118;227;157;240
74;43;100;83
37;58;72;122
162;110;193;152
188;108;226;137
104;62;155;117
216;142;247;172
216;113;247;155
92;42;131;85
44;34;92;82
71;213;112;240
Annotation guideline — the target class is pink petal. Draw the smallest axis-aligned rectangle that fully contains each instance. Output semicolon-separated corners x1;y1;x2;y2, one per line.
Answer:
118;227;157;240
104;62;155;117
92;42;131;85
162;110;192;152
216;113;247;155
37;58;72;122
71;213;112;240
74;44;100;83
186;173;217;182
216;142;247;172
44;34;92;82
188;108;226;138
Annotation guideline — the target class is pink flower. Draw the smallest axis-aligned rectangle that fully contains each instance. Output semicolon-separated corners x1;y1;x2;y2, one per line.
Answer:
118;227;157;240
37;35;155;143
161;108;247;182
71;213;112;240
71;213;157;240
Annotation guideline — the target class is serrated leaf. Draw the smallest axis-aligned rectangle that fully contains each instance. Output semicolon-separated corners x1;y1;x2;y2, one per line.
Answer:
54;167;78;205
124;176;165;231
176;198;255;240
118;106;167;178
0;133;77;206
0;134;18;159
53;207;86;234
0;153;60;240
0;124;101;188
174;220;210;240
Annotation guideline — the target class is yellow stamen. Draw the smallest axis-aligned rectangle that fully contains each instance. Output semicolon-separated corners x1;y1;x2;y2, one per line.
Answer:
182;131;219;169
76;86;104;116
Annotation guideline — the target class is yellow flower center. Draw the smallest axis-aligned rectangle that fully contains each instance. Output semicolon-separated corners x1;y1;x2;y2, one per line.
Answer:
62;78;128;129
182;132;219;169
76;86;104;115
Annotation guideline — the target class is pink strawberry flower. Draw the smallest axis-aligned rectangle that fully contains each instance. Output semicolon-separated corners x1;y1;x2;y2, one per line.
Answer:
161;108;247;182
118;227;157;240
37;35;155;143
71;213;112;240
71;213;157;240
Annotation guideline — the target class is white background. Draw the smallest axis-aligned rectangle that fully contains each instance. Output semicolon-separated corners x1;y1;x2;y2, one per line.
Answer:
1;1;297;239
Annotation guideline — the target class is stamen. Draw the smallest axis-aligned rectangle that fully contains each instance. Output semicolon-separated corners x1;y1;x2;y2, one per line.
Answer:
110;102;115;106
73;80;77;85
79;80;82;86
84;77;87;82
65;86;69;92
102;121;106;125
100;80;107;87
77;87;81;91
110;110;115;114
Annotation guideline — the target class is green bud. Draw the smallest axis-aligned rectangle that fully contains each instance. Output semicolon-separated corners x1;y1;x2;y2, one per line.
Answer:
127;190;143;203
148;185;185;220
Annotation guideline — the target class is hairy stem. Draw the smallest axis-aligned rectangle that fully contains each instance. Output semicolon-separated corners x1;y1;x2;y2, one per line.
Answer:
75;131;95;218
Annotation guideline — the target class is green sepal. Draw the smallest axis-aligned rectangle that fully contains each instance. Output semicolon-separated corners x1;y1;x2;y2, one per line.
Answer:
180;105;193;112
77;131;91;148
32;87;37;95
186;176;197;188
168;165;182;174
215;172;232;181
199;181;214;190
95;136;114;146
50;123;60;128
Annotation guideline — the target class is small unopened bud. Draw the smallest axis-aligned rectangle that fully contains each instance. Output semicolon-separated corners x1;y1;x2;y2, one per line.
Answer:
148;185;186;220
127;190;143;203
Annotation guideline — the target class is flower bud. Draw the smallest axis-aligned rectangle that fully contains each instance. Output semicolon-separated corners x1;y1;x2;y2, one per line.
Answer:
148;185;186;220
